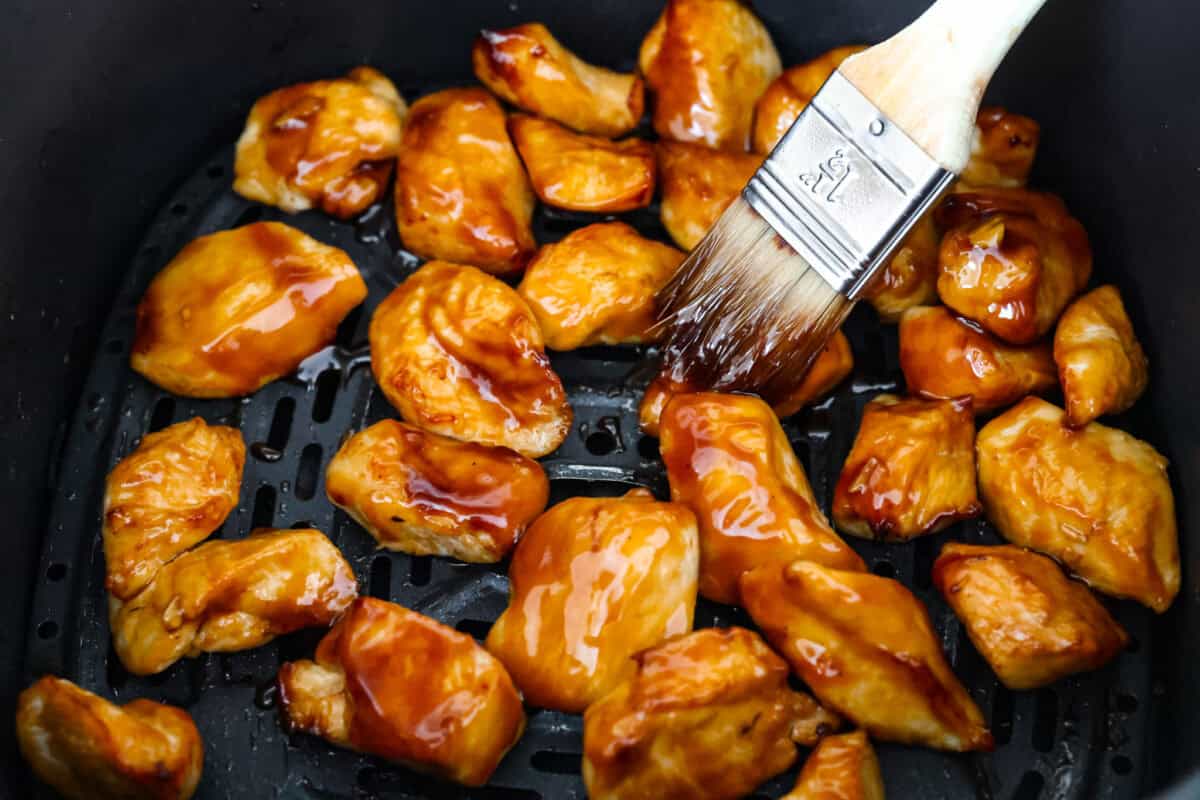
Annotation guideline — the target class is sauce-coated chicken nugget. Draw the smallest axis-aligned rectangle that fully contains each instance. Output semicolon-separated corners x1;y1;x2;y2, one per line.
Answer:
781;730;884;800
657;141;762;251
752;45;867;155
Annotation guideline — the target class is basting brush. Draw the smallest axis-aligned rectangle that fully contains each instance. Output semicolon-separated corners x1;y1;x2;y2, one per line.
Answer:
656;0;1048;405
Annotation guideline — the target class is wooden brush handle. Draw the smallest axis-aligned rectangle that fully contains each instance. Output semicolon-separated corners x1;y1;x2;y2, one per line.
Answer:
839;0;1047;172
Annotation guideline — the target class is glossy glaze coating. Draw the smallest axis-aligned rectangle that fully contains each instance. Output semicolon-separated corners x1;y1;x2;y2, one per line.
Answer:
976;397;1179;612
368;261;571;458
781;730;884;800
863;214;940;323
752;45;867;155
960;107;1040;189
656;140;762;250
485;489;699;712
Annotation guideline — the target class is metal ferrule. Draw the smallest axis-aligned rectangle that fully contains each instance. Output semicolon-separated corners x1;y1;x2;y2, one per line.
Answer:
744;70;956;299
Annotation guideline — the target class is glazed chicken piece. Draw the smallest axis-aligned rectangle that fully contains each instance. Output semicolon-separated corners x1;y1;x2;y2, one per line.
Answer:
325;419;548;563
103;418;244;600
863;214;940;322
395;88;535;275
509;114;655;212
582;627;840;800
934;543;1129;689
741;560;993;752
472;23;644;137
278;597;524;787
1053;285;1149;426
751;45;867;154
639;0;781;151
517;222;684;350
657;140;763;250
781;730;884;800
935;187;1092;344
132;222;366;398
960;107;1040;189
899;306;1057;414
485;489;699;712
368;261;572;457
660;392;864;605
833;394;981;541
976;397;1179;612
110;528;357;675
16;676;203;800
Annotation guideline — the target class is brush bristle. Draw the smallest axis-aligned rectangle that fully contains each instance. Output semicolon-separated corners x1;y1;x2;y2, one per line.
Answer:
656;196;854;405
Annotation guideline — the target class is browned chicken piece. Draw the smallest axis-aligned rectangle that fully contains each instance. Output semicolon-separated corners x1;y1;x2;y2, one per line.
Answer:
16;676;203;800
131;222;367;398
742;560;993;752
509;114;655;212
639;0;782;151
485;489;698;712
103;418;244;601
278;597;524;787
899;306;1057;414
368;261;572;457
657;140;762;250
1053;285;1149;427
751;45;868;154
976;397;1179;612
933;543;1129;689
660;392;864;605
325;419;548;562
110;528;357;675
863;214;940;322
395;88;535;275
517;222;684;350
234;66;406;219
935;187;1092;344
960;107;1040;189
781;730;884;800
472;23;644;137
582;627;840;800
833;394;981;541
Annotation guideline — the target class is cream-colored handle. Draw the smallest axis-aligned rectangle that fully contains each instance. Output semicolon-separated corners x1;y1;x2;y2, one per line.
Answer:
838;0;1048;172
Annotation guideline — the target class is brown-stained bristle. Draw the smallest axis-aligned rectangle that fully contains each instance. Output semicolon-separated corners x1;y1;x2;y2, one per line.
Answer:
655;195;852;405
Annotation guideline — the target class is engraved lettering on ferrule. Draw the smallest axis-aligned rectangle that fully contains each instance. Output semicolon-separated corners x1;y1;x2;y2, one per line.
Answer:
800;149;852;202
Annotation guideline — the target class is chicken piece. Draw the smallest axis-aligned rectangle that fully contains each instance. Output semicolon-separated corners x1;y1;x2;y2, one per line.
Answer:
639;0;781;151
472;23;644;137
741;560;992;752
278;597;524;787
935;188;1092;344
509;114;655;213
751;45;868;154
582;627;840;800
960;107;1040;189
863;214;940;322
110;528;357;675
16;676;203;800
325;419;548;563
1053;285;1149;427
657;140;763;251
933;543;1129;689
899;306;1057;414
781;730;884;800
368;261;571;457
833;395;980;541
103;418;244;600
395;88;535;275
485;489;699;712
517;222;684;350
660;392;864;604
976;396;1179;612
131;222;366;398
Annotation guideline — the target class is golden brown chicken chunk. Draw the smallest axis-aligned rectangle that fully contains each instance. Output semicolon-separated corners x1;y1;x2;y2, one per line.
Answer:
863;214;940;322
131;222;367;398
395;88;535;275
582;627;840;800
933;543;1129;689
960;107;1040;189
325;419;548;563
485;489;698;712
1053;285;1149;427
517;222;684;350
110;528;357;675
781;730;884;800
368;261;572;457
103;418;244;601
742;561;992;752
660;393;864;605
233;66;405;219
509;114;655;212
976;397;1179;612
899;306;1057;414
472;23;644;137
16;676;203;800
657;140;762;251
751;45;867;155
639;0;781;151
833;395;980;541
278;597;524;787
